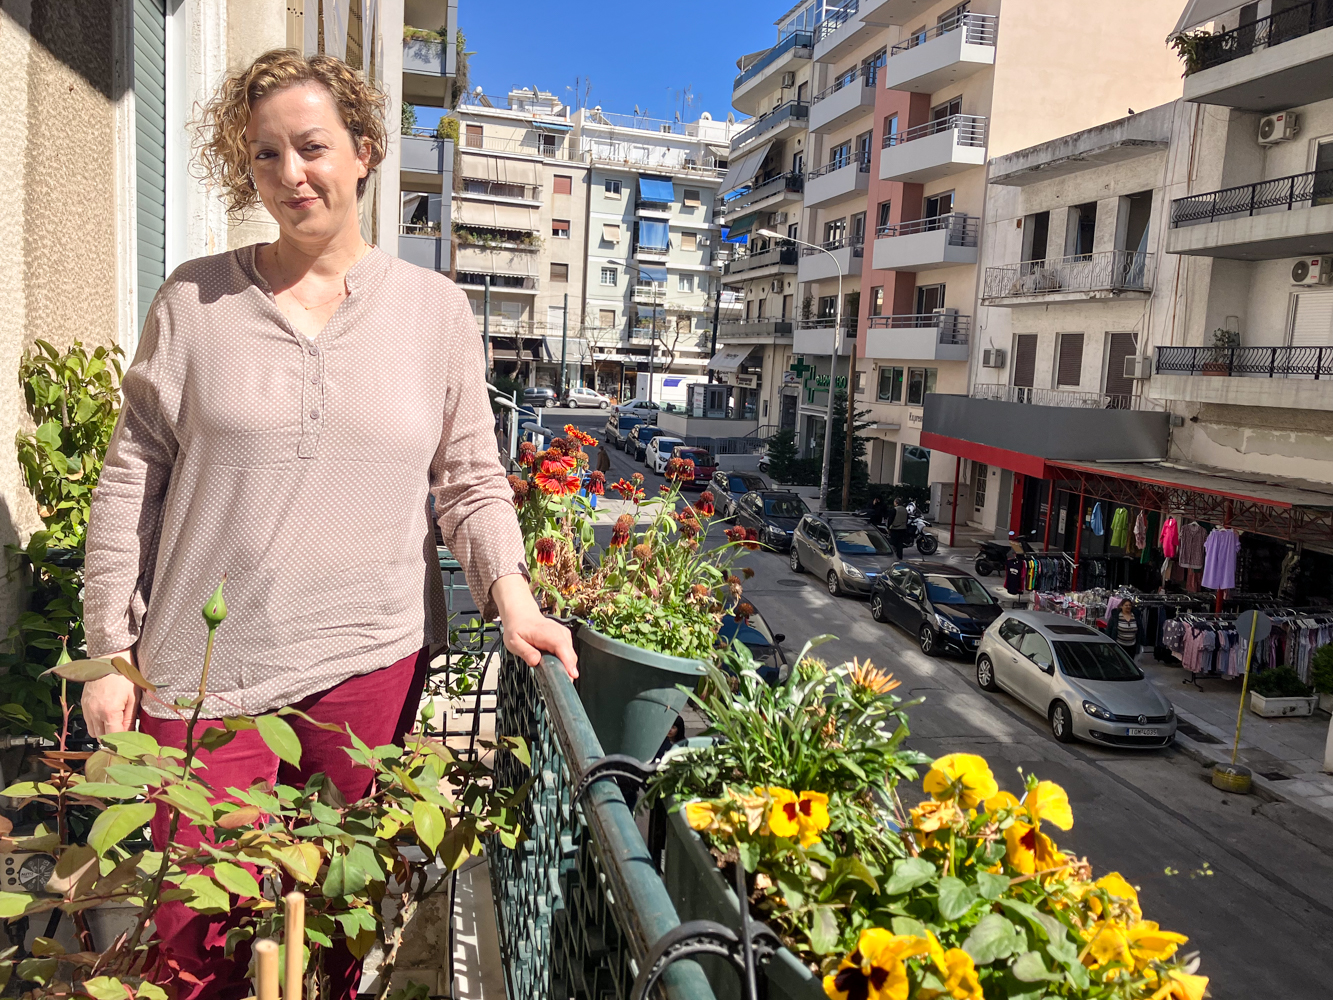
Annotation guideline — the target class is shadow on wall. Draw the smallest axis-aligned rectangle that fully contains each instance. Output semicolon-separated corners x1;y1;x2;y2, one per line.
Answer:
0;490;30;646
18;1;123;101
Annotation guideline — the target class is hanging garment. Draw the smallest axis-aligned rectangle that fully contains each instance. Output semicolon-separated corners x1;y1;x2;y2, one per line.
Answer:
1159;515;1180;558
1091;502;1105;536
1201;528;1240;591
1133;511;1148;551
1143;511;1160;564
1109;507;1130;548
1179;522;1207;570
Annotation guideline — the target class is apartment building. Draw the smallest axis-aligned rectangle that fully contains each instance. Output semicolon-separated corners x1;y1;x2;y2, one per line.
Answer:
451;91;591;388
399;0;459;266
574;108;734;399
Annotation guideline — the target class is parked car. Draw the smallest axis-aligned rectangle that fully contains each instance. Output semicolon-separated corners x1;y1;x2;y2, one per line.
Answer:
604;413;645;446
975;610;1177;748
671;446;718;489
708;471;769;517
565;386;610;409
626;423;668;461
613;399;660;418
734;491;810;552
789;514;896;596
869;562;1003;657
522;386;558;408
717;604;788;685
647;435;686;473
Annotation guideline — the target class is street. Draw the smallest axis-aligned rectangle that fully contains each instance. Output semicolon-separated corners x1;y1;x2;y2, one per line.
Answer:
558;407;1333;1000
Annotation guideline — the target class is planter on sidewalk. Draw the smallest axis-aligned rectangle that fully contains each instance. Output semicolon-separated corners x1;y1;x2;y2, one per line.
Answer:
1318;692;1333;715
1250;691;1317;718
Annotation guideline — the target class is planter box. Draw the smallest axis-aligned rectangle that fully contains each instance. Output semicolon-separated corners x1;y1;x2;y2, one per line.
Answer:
1318;692;1333;714
1201;363;1230;376
1250;691;1317;718
662;806;823;1000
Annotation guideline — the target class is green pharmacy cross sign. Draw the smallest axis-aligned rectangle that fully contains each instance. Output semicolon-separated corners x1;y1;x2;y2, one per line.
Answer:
791;355;845;403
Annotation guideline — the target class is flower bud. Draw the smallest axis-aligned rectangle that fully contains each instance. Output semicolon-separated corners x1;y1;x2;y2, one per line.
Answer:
203;576;228;628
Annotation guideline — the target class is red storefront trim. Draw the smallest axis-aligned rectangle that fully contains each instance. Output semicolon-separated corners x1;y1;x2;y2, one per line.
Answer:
918;432;1050;479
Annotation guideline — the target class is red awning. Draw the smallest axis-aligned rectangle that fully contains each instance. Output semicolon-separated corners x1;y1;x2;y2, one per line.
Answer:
918;431;1052;479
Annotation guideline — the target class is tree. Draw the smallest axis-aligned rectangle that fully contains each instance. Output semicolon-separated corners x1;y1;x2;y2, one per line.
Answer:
826;389;870;511
401;101;417;134
765;428;798;483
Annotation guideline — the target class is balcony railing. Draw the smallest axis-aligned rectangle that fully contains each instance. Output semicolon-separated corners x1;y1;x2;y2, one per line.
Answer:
460;133;585;162
983;250;1154;299
458;178;543;202
800;237;865;257
734;30;813;89
1188;0;1333;74
721;171;804;213
1171;167;1333;226
867;312;971;345
890;12;998;55
798;317;859;334
971;382;1133;410
718;320;794;337
807;149;872;180
812;65;875;103
876;212;979;245
456;272;539;291
815;0;859;42
722;245;800;275
884;113;988;148
1155;345;1333;379
730;100;809;150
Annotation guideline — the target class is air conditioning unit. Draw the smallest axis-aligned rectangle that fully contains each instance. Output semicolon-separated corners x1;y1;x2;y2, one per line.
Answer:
771;279;784;293
981;348;1006;369
781;72;796;89
1258;112;1299;144
1123;355;1153;379
770;211;789;226
1292;256;1333;284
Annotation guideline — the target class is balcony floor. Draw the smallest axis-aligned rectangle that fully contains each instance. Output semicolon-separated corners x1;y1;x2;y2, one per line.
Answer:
1152;371;1333;411
1166;202;1333;260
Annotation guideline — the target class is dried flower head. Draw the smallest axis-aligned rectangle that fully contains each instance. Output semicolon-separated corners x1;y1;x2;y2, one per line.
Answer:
534;537;557;566
742;527;760;551
742;567;755;579
610;513;634;548
632;543;652;562
517;441;537;467
588;470;606;495
735;601;756;622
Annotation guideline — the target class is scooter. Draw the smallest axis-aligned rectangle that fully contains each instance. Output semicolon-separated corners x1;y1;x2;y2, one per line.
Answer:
973;532;1035;576
905;504;939;555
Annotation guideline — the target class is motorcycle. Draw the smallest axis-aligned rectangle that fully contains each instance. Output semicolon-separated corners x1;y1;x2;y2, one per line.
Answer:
905;503;939;555
973;532;1036;576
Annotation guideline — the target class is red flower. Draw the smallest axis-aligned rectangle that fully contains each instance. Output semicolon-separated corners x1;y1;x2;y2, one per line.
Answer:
743;527;760;551
660;485;671;495
588;470;606;495
564;424;598;447
724;526;745;542
535;459;581;495
610;513;634;548
664;457;696;482
631;473;644;486
698;491;715;516
610;478;644;502
535;537;557;566
518;441;537;467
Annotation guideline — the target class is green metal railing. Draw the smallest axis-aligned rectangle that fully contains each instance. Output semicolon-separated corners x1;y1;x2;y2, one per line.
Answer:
488;652;717;1000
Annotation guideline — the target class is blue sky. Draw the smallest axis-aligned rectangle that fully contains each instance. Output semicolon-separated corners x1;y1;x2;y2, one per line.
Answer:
448;1;783;123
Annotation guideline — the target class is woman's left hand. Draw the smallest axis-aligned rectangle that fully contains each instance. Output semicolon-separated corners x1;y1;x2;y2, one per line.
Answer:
491;574;578;679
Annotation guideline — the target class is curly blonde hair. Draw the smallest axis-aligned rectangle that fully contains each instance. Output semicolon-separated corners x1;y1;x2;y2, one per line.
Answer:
195;48;388;218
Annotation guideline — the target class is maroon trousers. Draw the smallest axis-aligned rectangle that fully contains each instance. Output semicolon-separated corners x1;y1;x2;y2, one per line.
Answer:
139;648;430;1000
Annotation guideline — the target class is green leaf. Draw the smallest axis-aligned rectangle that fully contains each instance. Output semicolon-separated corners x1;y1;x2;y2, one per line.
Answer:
0;893;34;919
111;655;157;692
33;421;61;452
212;862;262;899
808;904;839;954
736;838;760;873
82;977;130;1000
178;873;229;912
256;714;302;767
88;802;157;856
1012;951;1061;983
335;908;378;937
198;727;237;753
322;854;366;899
41;656;118;683
137;982;169;1000
413;801;446;854
276;705;345;734
64;782;140;799
161;784;215;824
1;781;58;797
891;916;927;939
1000;899;1067;945
963;913;1022;965
884;856;936;895
100;731;162;759
17;956;57;985
976;870;1009;901
937;875;978;922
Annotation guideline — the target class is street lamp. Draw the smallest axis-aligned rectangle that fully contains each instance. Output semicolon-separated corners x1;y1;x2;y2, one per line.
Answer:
622;260;661;403
756;227;843;510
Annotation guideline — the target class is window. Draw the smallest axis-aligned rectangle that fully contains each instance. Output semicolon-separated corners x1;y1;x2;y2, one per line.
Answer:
599;309;616;327
756;297;766;318
861;47;887;86
552;219;570;238
869;286;884;316
817;295;838;319
932;96;963;121
791;151;805;175
924;191;954;218
605;179;622;198
681;232;698;252
550;262;569;282
915;283;945;315
877;201;893;231
974;463;988;510
1066;202;1096;258
600;267;618;286
854;370;866;394
829;141;851;169
602;223;620;244
678;274;695;292
856;130;873;162
884;114;898;144
877;366;903;402
465;123;483;148
683;188;702;207
787;222;799;240
851;211;866;245
1018;630;1054;671
906;367;937;406
553;174;572;195
823;218;847;245
1056;332;1084;387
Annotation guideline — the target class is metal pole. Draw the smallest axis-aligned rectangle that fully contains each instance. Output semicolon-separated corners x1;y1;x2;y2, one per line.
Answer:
560;291;569;398
483;275;491;370
1072;490;1086;590
949;456;960;549
821;267;843;510
648;282;658;403
1231;612;1261;767
1043;479;1055;552
841;310;858;511
708;281;722;384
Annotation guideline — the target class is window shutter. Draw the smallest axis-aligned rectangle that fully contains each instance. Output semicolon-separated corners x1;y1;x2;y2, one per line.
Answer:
553;174;572;195
134;0;167;340
681;232;697;251
1291;290;1333;346
602;223;620;243
1012;334;1037;388
1104;332;1138;398
1056;333;1084;387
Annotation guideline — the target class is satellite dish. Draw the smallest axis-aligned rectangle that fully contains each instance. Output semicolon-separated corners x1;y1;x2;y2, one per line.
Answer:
726;112;735;124
700;112;712;120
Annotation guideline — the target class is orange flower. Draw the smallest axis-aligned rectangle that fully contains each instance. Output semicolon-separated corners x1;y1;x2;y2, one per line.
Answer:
698;490;716;515
610;513;634;547
563;424;598;447
743;527;760;550
517;441;536;467
534;537;557;566
534;459;580;495
587;470;606;495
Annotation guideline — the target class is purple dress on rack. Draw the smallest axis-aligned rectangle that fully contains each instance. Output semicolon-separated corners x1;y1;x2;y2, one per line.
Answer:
1201;528;1240;591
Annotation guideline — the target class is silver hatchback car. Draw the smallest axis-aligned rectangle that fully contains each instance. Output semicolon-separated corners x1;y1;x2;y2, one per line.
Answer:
975;611;1177;748
789;514;897;596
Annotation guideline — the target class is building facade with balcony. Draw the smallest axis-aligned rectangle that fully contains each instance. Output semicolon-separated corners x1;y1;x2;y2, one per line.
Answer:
398;1;459;266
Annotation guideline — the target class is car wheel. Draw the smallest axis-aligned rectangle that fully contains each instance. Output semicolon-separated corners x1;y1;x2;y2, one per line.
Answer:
870;593;887;622
919;624;938;656
601;401;609;409
789;547;803;574
917;534;939;555
1050;701;1075;744
567;399;578;408
827;571;841;596
976;655;1000;692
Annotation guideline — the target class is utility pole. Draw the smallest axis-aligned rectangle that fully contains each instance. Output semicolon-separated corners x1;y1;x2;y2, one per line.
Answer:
707;282;722;383
482;275;491;370
648;282;659;403
842;315;857;510
559;291;569;398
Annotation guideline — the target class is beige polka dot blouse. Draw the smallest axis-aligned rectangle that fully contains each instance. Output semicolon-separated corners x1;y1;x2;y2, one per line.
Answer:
84;245;525;718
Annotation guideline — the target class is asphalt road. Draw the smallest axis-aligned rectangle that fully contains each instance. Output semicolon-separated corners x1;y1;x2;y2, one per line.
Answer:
558;408;1333;999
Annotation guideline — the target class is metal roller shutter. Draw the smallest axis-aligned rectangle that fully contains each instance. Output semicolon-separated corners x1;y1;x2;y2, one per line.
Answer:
1104;332;1138;399
1056;333;1084;387
134;0;167;339
1291;289;1333;346
1011;334;1037;388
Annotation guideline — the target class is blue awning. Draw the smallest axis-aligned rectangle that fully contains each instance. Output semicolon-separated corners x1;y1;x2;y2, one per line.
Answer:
637;220;670;249
532;120;573;132
638;265;668;283
638;176;675;203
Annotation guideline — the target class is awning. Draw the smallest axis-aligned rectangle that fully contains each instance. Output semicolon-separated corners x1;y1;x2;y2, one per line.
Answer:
1173;0;1240;33
459;153;538;186
453;200;540;230
637;221;670;249
719;140;773;197
708;345;756;372
602;223;621;243
724;212;760;241
637;265;668;283
541;336;590;361
532;119;573;132
638;176;676;203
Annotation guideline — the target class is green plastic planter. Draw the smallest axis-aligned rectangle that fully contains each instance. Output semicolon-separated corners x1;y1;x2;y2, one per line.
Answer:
574;625;706;763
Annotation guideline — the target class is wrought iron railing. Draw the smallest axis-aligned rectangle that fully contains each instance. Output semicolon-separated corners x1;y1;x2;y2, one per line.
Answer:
890;11;999;53
1171;167;1333;226
460;133;585;162
982;250;1154;299
489;651;717;999
730;101;809;150
867;312;971;344
815;0;859;42
971;382;1132;410
884;113;988;148
876;212;979;246
811;65;875;103
1188;0;1333;74
722;245;799;275
734;31;813;89
807;150;872;179
1155;345;1333;379
456;272;539;291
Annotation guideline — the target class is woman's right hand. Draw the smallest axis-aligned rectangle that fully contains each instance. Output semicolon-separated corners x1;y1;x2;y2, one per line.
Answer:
81;648;141;737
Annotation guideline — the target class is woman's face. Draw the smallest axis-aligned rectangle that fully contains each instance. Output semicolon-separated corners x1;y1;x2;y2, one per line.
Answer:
246;82;369;243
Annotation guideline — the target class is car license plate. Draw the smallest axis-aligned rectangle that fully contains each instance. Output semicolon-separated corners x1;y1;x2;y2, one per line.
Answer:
1127;728;1159;737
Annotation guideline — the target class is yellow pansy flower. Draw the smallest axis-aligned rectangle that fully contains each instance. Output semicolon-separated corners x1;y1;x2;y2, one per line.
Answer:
922;754;998;808
1003;820;1066;875
1126;921;1188;968
761;786;801;839
1022;780;1073;830
916;944;982;1000
684;800;718;833
1089;872;1142;920
795;790;832;846
1083;918;1132;969
1147;968;1209;1000
823;930;930;1000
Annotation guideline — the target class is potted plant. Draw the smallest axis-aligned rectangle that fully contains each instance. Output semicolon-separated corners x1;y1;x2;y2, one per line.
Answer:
1249;665;1317;718
1202;328;1239;376
511;426;759;761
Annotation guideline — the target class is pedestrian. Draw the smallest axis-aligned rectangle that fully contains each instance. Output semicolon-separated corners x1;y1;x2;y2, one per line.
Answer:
889;497;909;559
80;49;575;999
596;443;612;475
868;495;887;527
1114;599;1139;656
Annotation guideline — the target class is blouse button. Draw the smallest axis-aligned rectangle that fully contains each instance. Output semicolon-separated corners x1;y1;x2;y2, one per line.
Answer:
310;409;319;420
308;345;319;356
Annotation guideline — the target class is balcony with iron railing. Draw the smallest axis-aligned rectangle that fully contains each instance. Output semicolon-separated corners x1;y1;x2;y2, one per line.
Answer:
873;212;979;271
717;319;795;340
809;66;876;134
1152;344;1333;411
882;12;998;93
865;312;970;361
879;114;987;183
796;237;864;282
982;250;1154;303
455;271;539;293
732;31;813;112
804;150;872;208
970;382;1134;411
813;0;901;61
793;318;857;357
719;171;804;218
729;100;809;152
460;133;586;163
721;244;800;277
1166;166;1333;259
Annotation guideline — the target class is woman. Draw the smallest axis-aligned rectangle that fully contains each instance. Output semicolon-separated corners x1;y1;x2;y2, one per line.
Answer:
1114;600;1139;657
80;50;573;997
